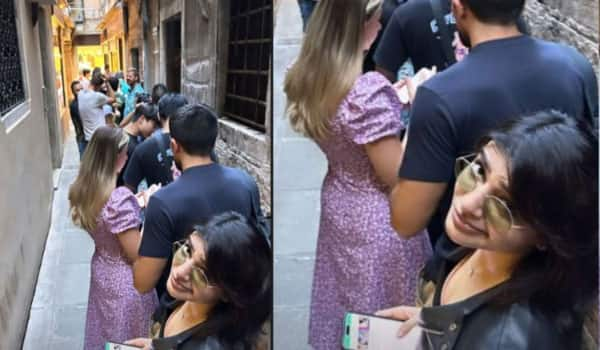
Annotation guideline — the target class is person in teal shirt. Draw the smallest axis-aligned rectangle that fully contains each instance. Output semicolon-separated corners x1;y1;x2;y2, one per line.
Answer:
124;68;145;118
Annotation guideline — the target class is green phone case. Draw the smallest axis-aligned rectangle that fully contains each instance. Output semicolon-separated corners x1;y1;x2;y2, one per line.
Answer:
342;312;352;349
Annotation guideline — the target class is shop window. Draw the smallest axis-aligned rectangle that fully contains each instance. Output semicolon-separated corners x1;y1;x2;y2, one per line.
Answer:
0;0;25;116
224;0;272;131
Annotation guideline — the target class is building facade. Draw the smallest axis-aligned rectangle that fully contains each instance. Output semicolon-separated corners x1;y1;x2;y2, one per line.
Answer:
0;1;65;349
143;0;272;213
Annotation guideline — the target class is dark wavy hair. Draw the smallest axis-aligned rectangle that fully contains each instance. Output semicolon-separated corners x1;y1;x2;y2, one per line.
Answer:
151;83;168;105
187;211;272;347
479;110;598;331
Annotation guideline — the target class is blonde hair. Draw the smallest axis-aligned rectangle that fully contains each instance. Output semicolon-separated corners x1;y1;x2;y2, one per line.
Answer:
69;127;129;232
284;0;382;140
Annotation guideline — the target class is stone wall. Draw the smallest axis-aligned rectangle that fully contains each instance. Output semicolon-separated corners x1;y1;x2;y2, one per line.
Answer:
126;0;144;73
178;0;272;214
0;2;56;349
523;0;599;78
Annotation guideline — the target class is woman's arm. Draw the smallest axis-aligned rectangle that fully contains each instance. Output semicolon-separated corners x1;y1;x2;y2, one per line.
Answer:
365;136;404;189
119;109;137;127
117;228;141;264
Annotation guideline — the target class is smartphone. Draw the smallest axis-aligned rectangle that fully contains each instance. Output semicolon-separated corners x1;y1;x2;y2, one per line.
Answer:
105;342;142;350
342;312;423;350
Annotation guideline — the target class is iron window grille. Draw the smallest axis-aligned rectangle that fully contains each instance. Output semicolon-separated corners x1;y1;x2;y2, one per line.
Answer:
224;0;272;132
0;0;25;116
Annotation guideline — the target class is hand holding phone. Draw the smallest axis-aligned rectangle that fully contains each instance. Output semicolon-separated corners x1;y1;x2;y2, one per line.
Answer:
105;341;142;350
342;312;423;350
395;66;437;104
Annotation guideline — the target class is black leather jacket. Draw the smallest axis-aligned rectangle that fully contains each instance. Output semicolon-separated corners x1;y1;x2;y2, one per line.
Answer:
150;299;249;350
417;248;583;350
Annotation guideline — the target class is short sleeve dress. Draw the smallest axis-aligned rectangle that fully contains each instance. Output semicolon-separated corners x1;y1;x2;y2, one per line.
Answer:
308;72;433;349
84;187;158;350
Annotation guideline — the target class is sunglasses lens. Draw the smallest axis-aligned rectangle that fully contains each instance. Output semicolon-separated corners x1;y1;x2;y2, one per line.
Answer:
173;245;186;266
456;159;476;192
484;198;512;234
190;269;208;289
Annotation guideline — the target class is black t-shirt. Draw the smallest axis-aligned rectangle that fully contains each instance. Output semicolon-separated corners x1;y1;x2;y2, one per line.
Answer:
399;35;597;268
363;0;407;72
139;163;257;299
117;132;142;187
374;0;456;75
69;99;84;142
123;132;174;190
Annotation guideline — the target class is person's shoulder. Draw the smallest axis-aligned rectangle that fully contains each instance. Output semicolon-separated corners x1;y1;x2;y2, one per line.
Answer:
136;134;160;152
348;72;394;100
106;186;136;207
391;0;430;21
219;165;254;184
535;39;592;70
496;302;579;349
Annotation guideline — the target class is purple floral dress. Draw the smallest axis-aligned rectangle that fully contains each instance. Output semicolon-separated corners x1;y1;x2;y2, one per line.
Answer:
308;72;432;349
84;187;158;350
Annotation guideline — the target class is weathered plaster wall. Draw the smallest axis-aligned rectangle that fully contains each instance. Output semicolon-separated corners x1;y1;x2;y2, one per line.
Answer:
0;2;56;349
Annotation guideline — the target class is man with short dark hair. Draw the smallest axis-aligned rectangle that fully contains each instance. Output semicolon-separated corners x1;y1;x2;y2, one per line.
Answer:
77;75;115;150
123;93;188;190
69;80;86;158
132;104;261;300
389;0;597;279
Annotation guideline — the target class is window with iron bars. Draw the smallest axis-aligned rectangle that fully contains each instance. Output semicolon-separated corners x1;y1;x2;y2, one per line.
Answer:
224;0;272;132
0;0;25;117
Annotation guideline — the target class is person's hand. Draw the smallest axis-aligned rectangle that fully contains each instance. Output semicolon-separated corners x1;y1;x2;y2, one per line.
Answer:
125;337;152;349
146;183;162;197
394;78;416;105
135;184;162;208
376;306;421;337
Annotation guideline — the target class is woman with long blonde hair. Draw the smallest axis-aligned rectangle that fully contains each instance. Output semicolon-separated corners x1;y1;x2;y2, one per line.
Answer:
284;0;432;348
69;126;158;350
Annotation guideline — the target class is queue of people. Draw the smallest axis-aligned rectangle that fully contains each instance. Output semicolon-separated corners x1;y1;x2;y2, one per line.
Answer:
67;66;271;349
285;0;598;349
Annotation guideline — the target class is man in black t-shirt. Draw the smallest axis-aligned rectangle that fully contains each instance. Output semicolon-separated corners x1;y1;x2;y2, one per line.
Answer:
69;80;85;159
132;104;262;300
374;0;458;82
389;0;597;277
374;0;529;82
123;93;188;191
117;103;161;187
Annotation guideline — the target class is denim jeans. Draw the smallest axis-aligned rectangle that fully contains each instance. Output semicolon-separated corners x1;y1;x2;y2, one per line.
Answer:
297;0;317;32
78;140;88;160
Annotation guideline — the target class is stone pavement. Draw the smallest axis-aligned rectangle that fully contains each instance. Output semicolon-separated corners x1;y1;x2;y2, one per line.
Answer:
273;1;327;349
22;133;94;349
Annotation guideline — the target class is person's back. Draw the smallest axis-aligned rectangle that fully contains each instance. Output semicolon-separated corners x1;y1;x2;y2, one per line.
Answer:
78;75;112;141
123;93;188;190
374;0;457;80
141;162;256;297
400;35;596;264
134;103;259;300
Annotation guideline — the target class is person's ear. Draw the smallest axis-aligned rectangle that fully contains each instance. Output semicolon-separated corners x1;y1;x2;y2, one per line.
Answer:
451;0;465;19
170;138;179;153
